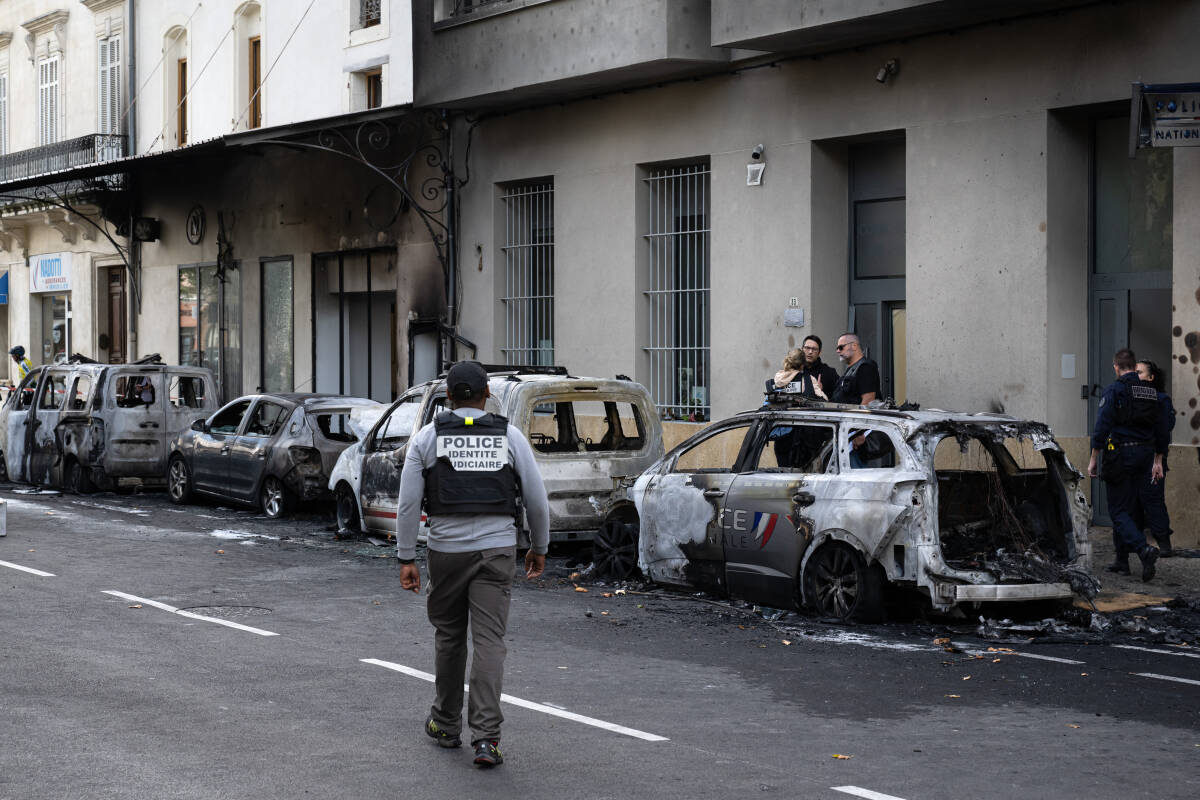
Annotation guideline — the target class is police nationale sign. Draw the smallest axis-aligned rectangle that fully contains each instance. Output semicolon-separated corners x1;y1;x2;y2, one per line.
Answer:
29;252;72;293
1132;83;1200;151
437;433;509;471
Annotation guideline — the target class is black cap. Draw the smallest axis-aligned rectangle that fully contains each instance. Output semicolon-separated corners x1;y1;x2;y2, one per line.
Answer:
446;360;488;401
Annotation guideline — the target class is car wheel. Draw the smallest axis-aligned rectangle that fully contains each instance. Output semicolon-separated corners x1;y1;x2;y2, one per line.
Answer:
67;459;94;495
260;475;292;520
167;457;193;505
593;515;640;580
802;541;884;623
335;484;360;536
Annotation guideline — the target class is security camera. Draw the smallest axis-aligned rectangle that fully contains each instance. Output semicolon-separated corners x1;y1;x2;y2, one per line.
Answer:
875;59;899;84
751;144;765;160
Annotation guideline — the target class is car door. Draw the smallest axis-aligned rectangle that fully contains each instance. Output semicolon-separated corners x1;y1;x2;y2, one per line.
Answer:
165;372;214;439
721;417;838;609
227;399;291;500
27;369;69;485
191;399;253;492
635;419;756;591
104;370;169;477
4;367;42;481
359;391;426;532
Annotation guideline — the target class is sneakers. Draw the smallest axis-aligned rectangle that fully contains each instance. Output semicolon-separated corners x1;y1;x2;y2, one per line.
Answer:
424;716;461;749
473;740;503;767
1104;555;1131;576
1138;545;1159;582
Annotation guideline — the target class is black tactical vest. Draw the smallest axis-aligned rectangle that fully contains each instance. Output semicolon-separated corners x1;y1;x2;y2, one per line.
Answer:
1115;378;1160;430
424;411;520;517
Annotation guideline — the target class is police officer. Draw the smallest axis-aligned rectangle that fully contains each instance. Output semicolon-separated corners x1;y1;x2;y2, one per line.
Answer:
395;360;549;768
8;345;33;382
1087;348;1167;581
1136;359;1175;556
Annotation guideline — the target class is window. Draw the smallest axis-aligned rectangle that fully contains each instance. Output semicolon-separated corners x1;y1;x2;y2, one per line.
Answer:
169;376;207;408
848;427;897;469
210;400;252;435
366;69;383;109
98;35;122;135
643;161;710;421
69;376;92;411
40;373;67;410
315;413;356;443
360;0;382;28
246;401;288;437
15;373;38;411
179;264;242;400
501;181;554;366
261;259;293;392
528;399;647;454
177;58;188;146
38;55;59;145
0;72;8;155
372;397;423;451
755;423;837;473
113;375;158;408
248;36;262;129
673;423;751;474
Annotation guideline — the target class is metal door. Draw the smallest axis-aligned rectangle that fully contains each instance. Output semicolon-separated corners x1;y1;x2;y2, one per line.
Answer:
227;400;287;500
104;372;168;477
359;395;424;532
27;369;68;485
5;368;42;481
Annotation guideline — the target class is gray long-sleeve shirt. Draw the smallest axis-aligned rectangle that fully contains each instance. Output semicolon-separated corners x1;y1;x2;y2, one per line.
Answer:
395;407;550;559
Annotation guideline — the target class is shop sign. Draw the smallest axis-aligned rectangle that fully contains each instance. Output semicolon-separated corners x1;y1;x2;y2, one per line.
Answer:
1131;82;1200;152
30;252;72;293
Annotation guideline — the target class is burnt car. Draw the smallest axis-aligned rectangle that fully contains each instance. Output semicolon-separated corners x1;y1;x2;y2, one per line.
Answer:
329;366;664;544
167;393;381;518
611;399;1093;621
0;360;216;492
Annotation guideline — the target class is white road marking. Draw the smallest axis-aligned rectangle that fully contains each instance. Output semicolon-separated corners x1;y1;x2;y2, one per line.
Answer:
832;787;909;800
1133;672;1200;687
102;591;279;637
361;658;669;742
1006;652;1084;665
0;559;55;577
70;501;151;517
1113;644;1200;660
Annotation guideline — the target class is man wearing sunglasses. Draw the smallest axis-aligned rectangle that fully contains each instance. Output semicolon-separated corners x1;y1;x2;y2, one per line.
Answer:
828;333;879;406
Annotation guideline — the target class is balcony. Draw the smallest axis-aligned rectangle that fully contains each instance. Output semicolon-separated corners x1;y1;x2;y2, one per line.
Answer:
0;134;127;185
415;0;730;109
711;0;1098;54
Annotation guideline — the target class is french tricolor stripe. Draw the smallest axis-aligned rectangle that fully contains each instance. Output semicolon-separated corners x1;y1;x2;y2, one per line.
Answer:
751;512;778;548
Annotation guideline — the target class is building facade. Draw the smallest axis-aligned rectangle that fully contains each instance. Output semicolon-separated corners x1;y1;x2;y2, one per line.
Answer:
412;0;1200;540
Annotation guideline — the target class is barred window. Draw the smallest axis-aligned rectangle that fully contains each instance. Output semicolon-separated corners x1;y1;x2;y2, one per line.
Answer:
643;162;710;421
360;0;382;28
500;181;554;366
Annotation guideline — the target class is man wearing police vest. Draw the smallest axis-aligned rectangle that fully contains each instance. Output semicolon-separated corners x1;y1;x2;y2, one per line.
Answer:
396;360;549;768
1086;348;1168;582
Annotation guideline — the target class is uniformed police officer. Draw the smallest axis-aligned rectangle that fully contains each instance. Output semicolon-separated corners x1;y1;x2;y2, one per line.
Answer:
395;360;549;768
1086;348;1167;581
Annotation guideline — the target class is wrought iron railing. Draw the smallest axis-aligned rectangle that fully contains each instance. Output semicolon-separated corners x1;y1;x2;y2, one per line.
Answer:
0;134;126;184
360;0;381;27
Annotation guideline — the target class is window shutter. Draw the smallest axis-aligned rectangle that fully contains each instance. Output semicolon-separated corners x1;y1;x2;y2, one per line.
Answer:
0;74;8;156
98;39;110;134
110;36;122;136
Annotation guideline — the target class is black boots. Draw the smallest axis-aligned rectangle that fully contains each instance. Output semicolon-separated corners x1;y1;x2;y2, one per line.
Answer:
1105;553;1131;575
1137;546;1160;582
1155;531;1174;558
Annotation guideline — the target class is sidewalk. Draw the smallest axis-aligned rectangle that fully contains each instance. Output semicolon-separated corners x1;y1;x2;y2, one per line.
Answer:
1087;525;1200;610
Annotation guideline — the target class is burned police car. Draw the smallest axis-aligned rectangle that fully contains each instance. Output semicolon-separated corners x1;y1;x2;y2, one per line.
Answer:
600;391;1094;621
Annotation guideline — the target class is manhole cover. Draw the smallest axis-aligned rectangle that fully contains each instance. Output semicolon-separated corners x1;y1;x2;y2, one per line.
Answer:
179;605;273;619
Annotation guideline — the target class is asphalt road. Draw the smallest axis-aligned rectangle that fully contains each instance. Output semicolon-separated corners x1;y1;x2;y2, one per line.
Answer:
1;487;1198;800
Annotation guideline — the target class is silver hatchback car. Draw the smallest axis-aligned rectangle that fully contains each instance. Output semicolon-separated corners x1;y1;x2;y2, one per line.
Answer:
616;400;1093;621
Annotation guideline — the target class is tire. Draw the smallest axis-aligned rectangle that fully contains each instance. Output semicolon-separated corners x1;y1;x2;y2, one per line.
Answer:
593;515;640;580
260;475;292;520
67;459;94;495
802;541;884;622
335;483;361;535
167;456;193;505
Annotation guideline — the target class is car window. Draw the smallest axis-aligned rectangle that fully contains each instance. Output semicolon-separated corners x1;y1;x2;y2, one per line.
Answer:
39;373;68;410
528;399;647;454
755;422;837;473
114;375;158;408
169;376;207;409
14;373;38;411
69;376;92;411
245;401;289;437
314;412;355;443
423;392;501;425
848;426;898;469
373;400;424;451
209;400;252;435
673;423;753;474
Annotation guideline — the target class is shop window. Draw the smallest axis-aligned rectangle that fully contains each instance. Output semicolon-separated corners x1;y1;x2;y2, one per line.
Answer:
261;259;293;392
179;264;241;400
41;295;70;363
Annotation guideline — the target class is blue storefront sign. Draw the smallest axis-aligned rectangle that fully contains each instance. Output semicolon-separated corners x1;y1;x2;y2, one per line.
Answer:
0;271;8;305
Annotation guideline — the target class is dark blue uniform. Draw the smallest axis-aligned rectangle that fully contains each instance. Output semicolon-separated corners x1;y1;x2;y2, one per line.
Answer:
1091;372;1169;558
1136;390;1176;551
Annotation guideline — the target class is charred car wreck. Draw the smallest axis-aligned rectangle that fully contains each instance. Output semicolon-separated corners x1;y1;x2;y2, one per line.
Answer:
605;399;1093;621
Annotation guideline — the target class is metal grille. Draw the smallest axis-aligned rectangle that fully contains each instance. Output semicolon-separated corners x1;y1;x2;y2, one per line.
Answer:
643;163;710;421
500;181;554;366
360;0;382;27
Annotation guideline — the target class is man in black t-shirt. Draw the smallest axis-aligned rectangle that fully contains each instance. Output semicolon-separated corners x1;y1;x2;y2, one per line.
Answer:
829;333;880;405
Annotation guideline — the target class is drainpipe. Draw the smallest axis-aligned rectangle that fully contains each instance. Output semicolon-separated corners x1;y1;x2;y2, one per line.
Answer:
126;0;140;360
443;110;458;355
